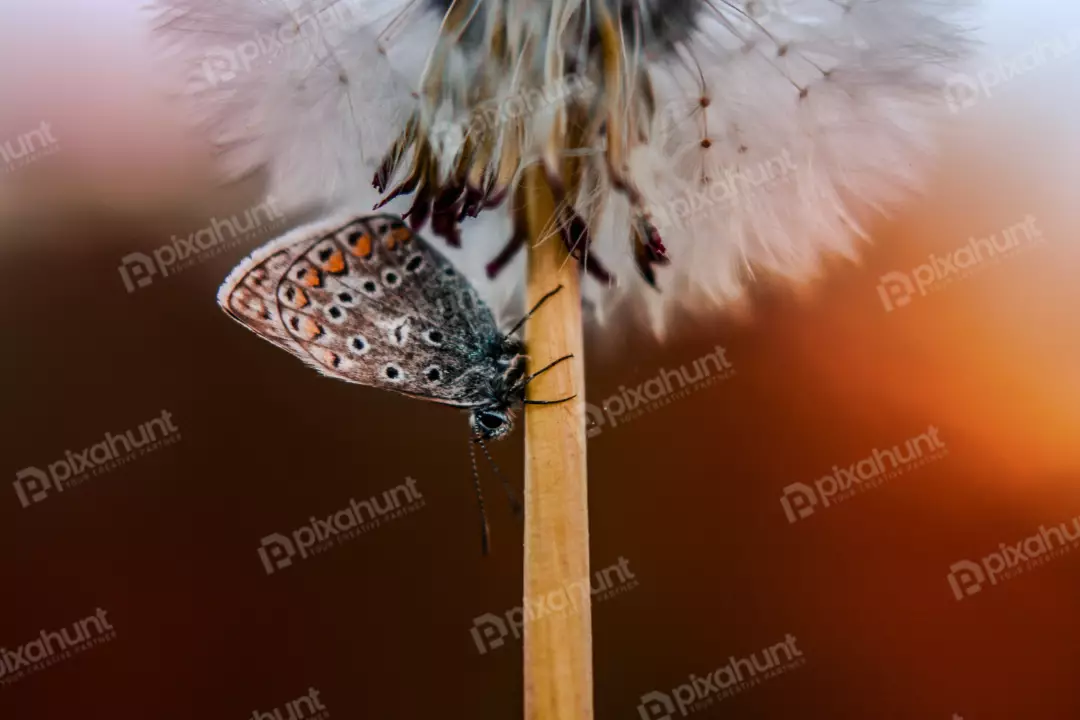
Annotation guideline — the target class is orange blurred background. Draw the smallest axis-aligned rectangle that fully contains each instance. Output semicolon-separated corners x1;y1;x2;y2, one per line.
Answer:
2;1;1080;719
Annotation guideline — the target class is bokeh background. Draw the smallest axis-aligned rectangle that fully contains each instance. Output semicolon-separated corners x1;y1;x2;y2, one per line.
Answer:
2;1;1080;718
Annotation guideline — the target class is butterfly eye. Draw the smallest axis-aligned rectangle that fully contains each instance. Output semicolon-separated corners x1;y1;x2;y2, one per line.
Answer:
348;336;369;356
474;410;511;439
422;329;444;347
382;364;405;382
478;412;505;430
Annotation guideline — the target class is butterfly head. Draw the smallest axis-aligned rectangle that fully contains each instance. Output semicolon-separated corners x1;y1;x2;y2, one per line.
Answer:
470;408;515;442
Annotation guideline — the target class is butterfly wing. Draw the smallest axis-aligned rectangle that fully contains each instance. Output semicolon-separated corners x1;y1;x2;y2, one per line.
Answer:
218;213;506;408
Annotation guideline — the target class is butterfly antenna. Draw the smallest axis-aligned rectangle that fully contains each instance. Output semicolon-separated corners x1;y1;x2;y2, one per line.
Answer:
505;284;565;337
468;439;492;556
477;438;523;519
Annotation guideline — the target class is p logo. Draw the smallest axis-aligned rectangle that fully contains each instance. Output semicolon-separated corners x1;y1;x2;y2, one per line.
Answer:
201;48;242;87
947;560;987;601
637;691;677;720
118;253;158;293
584;403;606;439
780;483;818;523
470;613;510;655
943;73;982;114
876;271;917;312
258;533;298;575
14;467;51;508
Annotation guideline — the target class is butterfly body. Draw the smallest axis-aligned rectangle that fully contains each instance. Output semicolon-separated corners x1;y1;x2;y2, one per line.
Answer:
218;213;536;440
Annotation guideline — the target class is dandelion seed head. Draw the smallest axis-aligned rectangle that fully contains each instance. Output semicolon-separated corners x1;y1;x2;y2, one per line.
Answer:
150;0;977;336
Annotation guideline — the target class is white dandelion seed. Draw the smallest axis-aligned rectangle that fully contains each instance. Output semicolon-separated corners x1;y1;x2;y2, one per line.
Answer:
149;0;977;334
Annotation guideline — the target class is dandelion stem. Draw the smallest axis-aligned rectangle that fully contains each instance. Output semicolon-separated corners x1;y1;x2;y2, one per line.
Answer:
523;162;593;720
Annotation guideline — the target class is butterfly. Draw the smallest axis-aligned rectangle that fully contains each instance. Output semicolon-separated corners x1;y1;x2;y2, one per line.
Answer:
217;212;573;551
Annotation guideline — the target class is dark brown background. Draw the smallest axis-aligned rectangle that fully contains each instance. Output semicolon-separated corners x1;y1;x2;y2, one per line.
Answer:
4;4;1080;714
4;111;1080;719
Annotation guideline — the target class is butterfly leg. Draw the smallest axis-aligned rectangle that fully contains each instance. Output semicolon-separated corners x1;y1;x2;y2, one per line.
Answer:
523;395;578;406
521;354;576;405
505;284;565;337
523;353;573;386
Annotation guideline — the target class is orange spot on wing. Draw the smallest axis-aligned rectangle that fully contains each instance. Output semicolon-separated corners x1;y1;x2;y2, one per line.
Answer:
280;285;310;309
322;249;346;274
321;350;339;368
299;317;323;341
387;227;411;250
299;267;322;287
351;234;373;259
